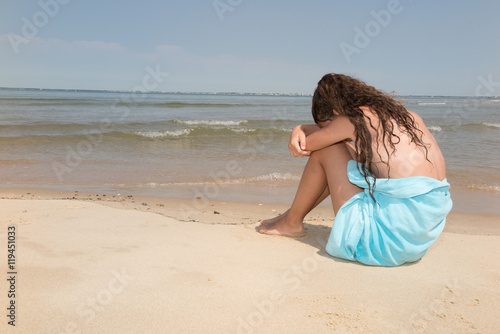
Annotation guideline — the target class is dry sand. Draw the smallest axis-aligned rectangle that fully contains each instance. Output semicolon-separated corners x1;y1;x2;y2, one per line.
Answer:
1;189;499;333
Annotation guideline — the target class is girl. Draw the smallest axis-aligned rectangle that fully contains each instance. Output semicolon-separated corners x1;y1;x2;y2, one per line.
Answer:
258;74;452;266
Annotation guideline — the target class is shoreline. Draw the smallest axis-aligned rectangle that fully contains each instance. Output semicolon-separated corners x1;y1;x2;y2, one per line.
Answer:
2;183;500;216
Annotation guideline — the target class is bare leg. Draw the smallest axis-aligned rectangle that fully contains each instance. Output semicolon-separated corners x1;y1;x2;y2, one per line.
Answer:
259;186;329;226
258;157;330;236
257;142;362;236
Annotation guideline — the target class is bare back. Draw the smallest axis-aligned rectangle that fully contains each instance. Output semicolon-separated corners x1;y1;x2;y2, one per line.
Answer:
360;107;446;181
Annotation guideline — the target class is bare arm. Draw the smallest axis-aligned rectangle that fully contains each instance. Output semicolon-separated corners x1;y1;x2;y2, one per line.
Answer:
299;124;321;136
304;116;356;152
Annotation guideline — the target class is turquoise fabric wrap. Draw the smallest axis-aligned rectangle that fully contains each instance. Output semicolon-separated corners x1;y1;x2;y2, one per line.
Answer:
325;160;453;266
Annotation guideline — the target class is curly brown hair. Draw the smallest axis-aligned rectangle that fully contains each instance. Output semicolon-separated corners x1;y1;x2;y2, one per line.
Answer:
311;73;429;195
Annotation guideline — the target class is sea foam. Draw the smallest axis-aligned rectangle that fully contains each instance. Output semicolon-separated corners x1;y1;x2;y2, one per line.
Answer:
174;120;248;126
427;126;442;132
134;129;192;138
482;122;500;129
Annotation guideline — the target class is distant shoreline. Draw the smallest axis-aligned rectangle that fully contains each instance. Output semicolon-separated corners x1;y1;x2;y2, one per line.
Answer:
0;86;312;97
1;86;499;99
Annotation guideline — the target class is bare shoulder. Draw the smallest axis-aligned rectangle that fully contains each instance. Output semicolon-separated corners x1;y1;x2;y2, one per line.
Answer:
407;110;425;126
407;110;437;143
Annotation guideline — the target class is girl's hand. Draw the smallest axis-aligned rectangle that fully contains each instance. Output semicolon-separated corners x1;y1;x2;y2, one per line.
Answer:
288;125;311;157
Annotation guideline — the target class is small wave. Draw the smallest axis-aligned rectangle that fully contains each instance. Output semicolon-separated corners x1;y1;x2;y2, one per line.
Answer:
417;102;446;105
134;127;289;138
231;128;257;133
133;129;192;138
273;127;292;132
427;125;442;132
245;172;300;182
467;183;500;193
436;122;500;132
174;120;248;126
168;172;301;186
0;127;291;142
482;122;500;129
216;172;300;185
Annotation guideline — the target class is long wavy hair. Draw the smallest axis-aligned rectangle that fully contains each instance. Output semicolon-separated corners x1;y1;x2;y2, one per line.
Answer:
311;73;428;195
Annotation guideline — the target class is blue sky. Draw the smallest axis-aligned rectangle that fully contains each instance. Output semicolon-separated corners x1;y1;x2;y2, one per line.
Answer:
1;0;499;95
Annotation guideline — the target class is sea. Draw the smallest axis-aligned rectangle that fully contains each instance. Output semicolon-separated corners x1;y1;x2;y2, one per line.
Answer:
1;88;499;214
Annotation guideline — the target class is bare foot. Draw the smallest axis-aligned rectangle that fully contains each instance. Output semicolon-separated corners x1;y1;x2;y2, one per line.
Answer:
257;213;305;237
259;209;289;226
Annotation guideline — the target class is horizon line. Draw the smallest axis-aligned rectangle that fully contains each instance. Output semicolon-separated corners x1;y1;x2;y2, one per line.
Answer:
0;86;498;99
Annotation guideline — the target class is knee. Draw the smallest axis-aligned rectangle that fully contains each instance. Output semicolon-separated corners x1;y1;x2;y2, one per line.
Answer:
309;143;352;162
307;145;332;165
308;147;325;161
313;143;345;155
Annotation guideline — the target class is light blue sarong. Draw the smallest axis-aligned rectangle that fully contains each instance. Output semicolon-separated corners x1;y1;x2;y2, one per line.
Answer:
325;160;453;266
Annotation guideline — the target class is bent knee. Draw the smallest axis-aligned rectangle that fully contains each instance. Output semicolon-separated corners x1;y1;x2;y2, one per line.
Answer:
309;142;354;165
312;142;352;156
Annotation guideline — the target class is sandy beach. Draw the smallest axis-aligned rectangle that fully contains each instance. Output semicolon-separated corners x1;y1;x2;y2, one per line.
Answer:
1;188;499;333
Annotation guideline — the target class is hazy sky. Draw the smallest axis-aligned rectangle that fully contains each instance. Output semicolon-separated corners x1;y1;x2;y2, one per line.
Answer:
1;0;499;95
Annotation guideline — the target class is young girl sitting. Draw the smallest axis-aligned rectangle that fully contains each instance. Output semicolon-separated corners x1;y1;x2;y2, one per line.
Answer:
258;73;452;266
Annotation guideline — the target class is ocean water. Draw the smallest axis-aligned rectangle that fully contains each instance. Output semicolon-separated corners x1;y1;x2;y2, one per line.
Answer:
1;88;499;213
